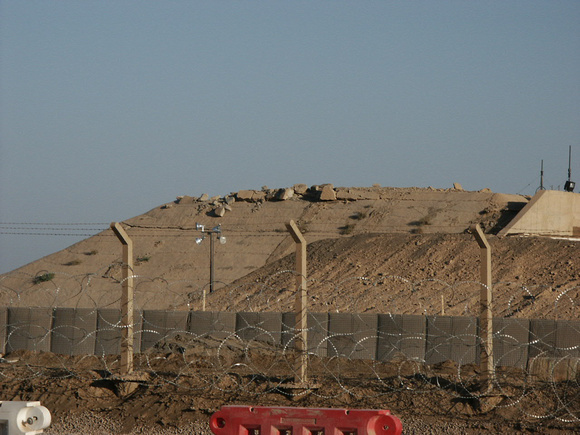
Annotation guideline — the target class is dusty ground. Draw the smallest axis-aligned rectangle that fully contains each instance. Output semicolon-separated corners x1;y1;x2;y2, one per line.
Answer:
206;232;580;320
1;344;578;434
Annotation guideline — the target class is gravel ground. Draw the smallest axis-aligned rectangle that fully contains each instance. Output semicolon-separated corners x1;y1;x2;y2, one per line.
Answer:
44;412;212;434
44;412;440;435
43;412;577;435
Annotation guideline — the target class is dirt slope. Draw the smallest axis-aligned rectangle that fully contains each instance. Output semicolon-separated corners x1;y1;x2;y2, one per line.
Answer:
208;232;580;319
1;185;539;312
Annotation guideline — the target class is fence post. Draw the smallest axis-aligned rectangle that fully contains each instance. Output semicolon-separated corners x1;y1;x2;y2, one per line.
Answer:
285;220;308;384
471;224;494;390
111;222;134;375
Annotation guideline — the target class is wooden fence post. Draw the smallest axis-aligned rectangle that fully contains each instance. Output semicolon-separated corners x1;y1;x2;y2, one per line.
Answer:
471;224;494;390
111;222;134;375
285;220;308;384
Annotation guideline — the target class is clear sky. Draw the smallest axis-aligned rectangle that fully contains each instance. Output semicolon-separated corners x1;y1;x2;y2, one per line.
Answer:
1;0;579;274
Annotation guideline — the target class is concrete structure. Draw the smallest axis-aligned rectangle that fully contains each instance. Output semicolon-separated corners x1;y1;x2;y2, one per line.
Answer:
498;190;580;238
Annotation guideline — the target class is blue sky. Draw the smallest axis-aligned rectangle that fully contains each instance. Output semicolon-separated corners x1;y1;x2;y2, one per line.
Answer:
1;0;579;273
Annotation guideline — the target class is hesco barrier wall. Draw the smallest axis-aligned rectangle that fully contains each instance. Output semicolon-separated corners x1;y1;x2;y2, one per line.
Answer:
1;308;579;368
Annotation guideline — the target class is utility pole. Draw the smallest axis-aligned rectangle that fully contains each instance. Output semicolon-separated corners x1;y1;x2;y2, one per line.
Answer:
196;223;225;292
209;230;216;292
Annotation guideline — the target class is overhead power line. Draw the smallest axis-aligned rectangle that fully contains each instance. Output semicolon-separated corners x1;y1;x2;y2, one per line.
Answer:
0;222;110;237
0;232;109;237
0;222;109;226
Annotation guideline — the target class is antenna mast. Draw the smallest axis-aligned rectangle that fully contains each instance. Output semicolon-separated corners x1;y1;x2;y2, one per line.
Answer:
568;145;572;182
564;146;575;192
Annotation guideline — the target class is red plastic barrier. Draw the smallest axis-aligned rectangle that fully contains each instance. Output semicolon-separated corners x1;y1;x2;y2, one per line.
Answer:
209;405;403;435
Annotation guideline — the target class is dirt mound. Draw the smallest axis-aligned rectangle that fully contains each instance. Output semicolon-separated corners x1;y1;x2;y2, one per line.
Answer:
202;233;579;320
1;186;529;309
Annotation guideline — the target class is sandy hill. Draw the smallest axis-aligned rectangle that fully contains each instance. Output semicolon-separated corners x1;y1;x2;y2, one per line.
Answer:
2;184;578;317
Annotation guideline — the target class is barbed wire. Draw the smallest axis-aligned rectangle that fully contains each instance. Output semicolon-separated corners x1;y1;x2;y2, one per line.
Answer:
2;221;473;237
0;268;578;425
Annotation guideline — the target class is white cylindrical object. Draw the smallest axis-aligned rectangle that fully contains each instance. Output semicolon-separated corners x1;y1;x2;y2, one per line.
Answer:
0;401;51;434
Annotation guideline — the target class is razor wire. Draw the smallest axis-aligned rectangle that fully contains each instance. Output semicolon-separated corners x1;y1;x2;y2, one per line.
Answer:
0;267;579;426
